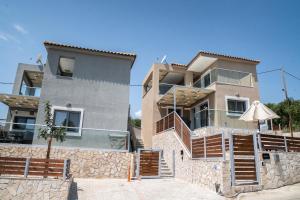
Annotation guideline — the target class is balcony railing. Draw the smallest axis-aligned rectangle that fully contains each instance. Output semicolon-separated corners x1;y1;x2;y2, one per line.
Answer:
0;121;130;151
19;85;41;97
193;109;254;130
159;83;174;95
194;68;253;88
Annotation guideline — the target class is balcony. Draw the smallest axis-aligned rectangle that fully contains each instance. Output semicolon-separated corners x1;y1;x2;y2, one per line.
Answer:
194;68;253;88
19;85;41;97
0;71;42;110
0;121;130;151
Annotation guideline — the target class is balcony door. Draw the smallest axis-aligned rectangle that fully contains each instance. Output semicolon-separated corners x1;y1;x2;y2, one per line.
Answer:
192;101;209;130
199;102;209;127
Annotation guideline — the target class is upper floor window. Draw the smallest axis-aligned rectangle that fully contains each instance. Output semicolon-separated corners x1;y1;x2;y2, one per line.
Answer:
200;72;211;88
53;106;83;136
57;57;75;77
225;96;249;116
203;73;211;87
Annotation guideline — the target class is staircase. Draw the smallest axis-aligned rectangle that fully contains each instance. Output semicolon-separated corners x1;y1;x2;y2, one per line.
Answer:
135;138;145;150
160;158;173;178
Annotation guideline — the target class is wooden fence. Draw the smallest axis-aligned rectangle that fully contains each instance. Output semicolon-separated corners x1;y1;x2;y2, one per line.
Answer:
138;150;161;177
191;134;226;159
0;157;70;179
156;113;300;160
259;134;300;152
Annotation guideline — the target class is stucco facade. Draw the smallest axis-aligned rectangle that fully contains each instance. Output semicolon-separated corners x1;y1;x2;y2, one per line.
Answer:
1;41;136;149
141;52;260;147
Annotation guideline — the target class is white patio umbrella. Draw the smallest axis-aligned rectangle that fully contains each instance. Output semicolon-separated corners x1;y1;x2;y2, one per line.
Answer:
239;100;280;131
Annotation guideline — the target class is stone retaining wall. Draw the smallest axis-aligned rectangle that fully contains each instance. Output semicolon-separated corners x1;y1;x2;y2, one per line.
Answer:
0;177;71;200
0;144;131;178
153;130;224;193
260;152;300;189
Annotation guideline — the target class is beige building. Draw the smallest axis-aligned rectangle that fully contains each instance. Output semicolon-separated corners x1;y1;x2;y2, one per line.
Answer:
141;51;260;147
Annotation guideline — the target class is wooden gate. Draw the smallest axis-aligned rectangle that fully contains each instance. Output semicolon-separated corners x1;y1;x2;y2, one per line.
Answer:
137;149;161;178
229;133;259;185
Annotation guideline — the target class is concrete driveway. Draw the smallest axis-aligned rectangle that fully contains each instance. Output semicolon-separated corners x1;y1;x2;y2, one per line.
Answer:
70;178;224;200
236;183;300;200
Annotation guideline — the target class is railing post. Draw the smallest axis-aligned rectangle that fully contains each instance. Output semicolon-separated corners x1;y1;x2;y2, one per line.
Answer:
136;149;141;178
163;117;165;131
284;136;288;152
258;133;262;151
222;132;226;161
63;159;68;180
229;132;235;186
204;136;206;159
253;132;260;184
24;157;30;178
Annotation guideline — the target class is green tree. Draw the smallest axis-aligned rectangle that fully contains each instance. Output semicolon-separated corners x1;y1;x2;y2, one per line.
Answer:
266;99;300;132
38;101;66;159
130;118;141;128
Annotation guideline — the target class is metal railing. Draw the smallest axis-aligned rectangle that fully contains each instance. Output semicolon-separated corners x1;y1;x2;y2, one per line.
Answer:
159;83;174;95
0;121;130;151
19;85;41;97
193;68;253;88
193;109;254;130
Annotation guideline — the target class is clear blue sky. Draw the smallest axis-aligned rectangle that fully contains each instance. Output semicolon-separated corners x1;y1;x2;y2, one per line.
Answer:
0;0;300;119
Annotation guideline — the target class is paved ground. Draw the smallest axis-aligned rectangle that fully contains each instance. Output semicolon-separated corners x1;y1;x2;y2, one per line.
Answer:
70;178;300;200
236;183;300;200
70;178;225;200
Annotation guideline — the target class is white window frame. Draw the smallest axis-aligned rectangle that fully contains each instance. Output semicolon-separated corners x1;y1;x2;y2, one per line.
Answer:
10;112;36;132
51;106;84;137
225;96;250;116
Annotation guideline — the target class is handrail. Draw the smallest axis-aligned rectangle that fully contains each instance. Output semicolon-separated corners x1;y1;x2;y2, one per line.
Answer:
155;111;175;124
173;111;194;136
0;121;129;133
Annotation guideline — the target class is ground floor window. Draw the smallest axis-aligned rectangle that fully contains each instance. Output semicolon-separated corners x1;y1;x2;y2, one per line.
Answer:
12;116;36;131
53;106;83;136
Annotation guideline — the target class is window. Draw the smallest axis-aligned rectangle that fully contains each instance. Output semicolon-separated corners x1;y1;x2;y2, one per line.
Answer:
13;116;36;131
167;108;182;116
53;107;83;136
201;72;211;88
57;57;75;77
227;99;247;115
